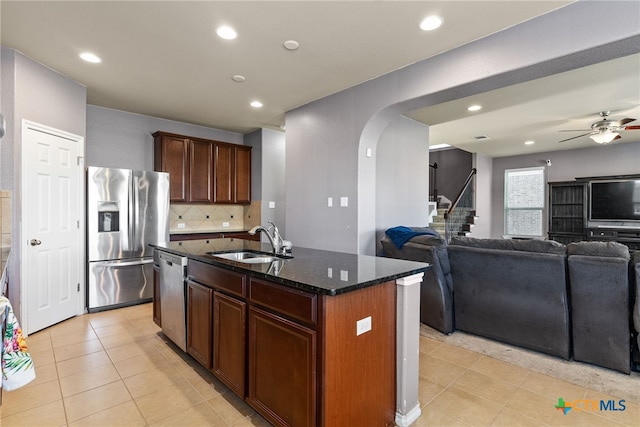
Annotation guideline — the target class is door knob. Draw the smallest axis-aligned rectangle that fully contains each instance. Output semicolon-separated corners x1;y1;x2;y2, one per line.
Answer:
30;239;41;246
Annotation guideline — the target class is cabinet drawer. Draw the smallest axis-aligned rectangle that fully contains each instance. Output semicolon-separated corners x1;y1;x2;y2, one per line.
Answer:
188;260;246;298
589;229;616;238
249;279;317;326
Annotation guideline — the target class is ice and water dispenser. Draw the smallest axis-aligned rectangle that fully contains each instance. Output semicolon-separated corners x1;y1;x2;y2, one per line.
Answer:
97;202;119;232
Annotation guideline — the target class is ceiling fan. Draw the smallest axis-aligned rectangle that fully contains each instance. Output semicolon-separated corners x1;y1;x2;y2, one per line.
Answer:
558;111;639;144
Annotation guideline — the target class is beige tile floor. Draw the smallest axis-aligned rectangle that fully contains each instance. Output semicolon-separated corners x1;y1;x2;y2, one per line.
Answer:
0;302;637;426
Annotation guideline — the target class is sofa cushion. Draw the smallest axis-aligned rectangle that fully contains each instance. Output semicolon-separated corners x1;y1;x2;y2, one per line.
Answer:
567;241;630;260
449;236;566;255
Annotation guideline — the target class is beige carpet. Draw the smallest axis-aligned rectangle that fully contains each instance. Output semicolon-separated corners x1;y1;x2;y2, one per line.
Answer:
421;324;640;403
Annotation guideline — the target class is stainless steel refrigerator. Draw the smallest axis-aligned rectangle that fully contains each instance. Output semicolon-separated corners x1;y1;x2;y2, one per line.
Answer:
87;167;170;312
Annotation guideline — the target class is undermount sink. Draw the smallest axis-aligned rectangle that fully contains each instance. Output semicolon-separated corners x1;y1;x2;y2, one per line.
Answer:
209;250;291;264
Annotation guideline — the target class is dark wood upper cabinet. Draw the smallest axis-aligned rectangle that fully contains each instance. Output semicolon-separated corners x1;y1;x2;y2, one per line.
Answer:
235;146;252;204
153;131;251;205
213;143;234;204
189;139;214;203
154;134;189;202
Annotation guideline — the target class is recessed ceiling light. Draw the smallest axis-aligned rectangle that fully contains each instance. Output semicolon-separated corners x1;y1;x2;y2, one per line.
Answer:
419;16;443;31
250;101;263;108
524;140;535;145
232;75;246;82
467;105;482;112
216;25;237;40
283;40;300;50
79;52;101;63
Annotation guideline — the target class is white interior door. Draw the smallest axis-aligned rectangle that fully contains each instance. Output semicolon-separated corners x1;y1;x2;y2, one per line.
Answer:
22;121;84;334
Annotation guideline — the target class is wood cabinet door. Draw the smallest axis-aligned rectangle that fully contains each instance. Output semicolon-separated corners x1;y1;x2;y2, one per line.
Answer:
213;291;246;398
157;135;190;203
187;280;213;369
213;144;234;203
189;140;214;203
247;306;316;427
235;146;251;204
153;266;161;327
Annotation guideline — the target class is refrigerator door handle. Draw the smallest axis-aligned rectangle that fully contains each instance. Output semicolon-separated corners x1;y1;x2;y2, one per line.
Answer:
123;173;133;251
90;259;154;268
132;175;139;252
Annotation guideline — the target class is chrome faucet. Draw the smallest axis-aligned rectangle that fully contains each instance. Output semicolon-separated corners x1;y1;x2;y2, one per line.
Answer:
248;222;284;255
268;221;285;251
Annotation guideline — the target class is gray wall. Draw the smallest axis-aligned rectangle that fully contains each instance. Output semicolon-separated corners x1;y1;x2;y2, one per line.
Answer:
86;105;243;171
244;128;286;237
284;1;640;255
429;148;473;203
490;140;640;238
472;153;493;238
1;48;87;314
375;116;429;254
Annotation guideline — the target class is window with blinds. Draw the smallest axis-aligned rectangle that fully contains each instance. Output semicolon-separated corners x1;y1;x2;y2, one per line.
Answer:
504;167;545;237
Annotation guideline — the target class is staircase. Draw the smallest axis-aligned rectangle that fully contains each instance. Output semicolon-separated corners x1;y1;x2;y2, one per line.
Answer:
430;207;477;238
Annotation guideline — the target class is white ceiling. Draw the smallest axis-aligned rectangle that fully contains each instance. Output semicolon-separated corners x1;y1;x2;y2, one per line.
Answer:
1;1;638;157
409;53;640;157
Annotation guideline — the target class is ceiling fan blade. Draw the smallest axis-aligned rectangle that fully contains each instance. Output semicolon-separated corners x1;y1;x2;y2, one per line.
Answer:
623;125;640;130
614;117;636;126
558;132;592;143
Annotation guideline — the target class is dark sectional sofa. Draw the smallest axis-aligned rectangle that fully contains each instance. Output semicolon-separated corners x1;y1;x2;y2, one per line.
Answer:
381;230;639;374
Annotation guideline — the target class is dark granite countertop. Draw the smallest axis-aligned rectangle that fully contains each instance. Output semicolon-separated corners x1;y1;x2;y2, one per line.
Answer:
152;238;430;296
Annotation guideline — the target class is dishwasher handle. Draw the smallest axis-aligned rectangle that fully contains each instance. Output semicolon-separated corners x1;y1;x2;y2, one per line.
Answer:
158;252;188;269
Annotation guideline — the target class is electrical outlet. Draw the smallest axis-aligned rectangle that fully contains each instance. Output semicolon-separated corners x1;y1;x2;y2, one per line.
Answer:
177;223;185;229
356;316;372;336
223;222;230;227
340;196;348;207
269;201;275;208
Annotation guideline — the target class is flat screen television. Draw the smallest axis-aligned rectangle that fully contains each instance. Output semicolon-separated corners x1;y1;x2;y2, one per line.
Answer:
589;179;640;222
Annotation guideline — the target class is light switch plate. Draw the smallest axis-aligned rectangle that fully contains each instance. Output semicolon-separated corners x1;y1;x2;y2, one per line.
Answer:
328;197;333;207
340;197;348;207
356;316;372;336
269;201;275;209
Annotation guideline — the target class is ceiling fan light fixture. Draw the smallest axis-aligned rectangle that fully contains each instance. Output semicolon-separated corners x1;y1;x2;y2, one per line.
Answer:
590;130;619;144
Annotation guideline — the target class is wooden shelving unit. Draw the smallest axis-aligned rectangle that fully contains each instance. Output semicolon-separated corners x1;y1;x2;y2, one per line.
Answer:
548;181;587;244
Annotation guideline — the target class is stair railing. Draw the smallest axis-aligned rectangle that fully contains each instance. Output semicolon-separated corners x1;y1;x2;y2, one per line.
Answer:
444;168;477;243
429;162;438;202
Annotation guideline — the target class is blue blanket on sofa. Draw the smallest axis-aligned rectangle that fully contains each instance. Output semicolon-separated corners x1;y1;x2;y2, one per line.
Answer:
385;226;440;249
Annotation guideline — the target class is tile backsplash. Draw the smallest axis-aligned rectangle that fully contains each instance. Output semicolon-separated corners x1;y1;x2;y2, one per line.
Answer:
170;201;261;233
1;191;11;247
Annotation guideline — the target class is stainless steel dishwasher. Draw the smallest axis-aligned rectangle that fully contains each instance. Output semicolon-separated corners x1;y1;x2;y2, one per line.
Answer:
158;251;188;351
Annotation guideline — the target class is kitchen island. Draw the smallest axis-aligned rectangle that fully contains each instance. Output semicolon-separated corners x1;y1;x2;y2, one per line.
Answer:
153;238;429;427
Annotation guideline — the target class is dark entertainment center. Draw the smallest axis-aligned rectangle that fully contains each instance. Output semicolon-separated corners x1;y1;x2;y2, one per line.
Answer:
548;174;640;251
